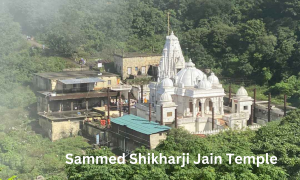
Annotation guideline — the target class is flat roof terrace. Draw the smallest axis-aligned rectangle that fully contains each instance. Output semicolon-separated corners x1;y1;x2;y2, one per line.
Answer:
114;52;161;58
34;70;118;80
37;91;119;101
38;110;104;121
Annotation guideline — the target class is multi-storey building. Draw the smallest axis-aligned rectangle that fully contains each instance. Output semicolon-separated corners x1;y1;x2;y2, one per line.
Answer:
33;70;131;141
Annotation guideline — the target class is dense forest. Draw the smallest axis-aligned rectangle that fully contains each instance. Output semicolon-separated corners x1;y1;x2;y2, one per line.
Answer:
3;0;300;105
0;0;300;179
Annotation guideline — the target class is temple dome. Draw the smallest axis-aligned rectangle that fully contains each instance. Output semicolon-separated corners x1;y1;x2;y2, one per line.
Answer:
159;92;172;102
198;76;212;90
176;59;204;87
208;72;219;85
236;86;248;97
158;77;173;88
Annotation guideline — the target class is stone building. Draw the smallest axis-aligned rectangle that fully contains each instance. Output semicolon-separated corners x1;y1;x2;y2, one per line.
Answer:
114;52;161;79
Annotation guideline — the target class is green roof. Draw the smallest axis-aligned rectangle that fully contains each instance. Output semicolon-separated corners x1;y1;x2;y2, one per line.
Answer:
111;115;171;135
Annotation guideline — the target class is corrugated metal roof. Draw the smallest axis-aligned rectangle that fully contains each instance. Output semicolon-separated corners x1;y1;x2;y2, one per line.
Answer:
111;115;171;135
59;77;105;84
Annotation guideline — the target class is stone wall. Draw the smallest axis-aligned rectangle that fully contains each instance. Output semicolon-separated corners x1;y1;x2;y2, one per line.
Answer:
51;120;81;141
39;117;52;140
150;132;167;149
83;123;109;144
114;55;161;79
38;117;81;141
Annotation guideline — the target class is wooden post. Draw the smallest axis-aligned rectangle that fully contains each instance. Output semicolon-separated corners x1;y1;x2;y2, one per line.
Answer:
119;92;122;117
149;103;151;122
229;83;232;107
128;92;131;115
71;102;73;112
284;94;287;117
175;108;178;128
160;105;163;125
250;105;254;125
268;93;271;122
253;88;256;123
141;85;143;103
86;100;88;110
107;88;110;120
212;106;214;130
47;103;50;113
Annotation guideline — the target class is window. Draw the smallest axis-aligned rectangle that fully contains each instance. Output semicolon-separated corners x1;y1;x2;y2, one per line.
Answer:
127;67;132;75
244;106;248;110
142;66;146;74
167;112;172;117
135;67;138;71
63;84;66;89
108;80;111;85
73;84;77;88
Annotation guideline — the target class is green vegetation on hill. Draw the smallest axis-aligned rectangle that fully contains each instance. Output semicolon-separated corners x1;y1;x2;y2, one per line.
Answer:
1;0;300;179
0;5;90;180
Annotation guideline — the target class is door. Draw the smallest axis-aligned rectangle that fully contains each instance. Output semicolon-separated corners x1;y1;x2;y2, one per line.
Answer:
199;102;201;112
209;101;213;111
127;67;132;75
189;102;193;113
142;66;146;74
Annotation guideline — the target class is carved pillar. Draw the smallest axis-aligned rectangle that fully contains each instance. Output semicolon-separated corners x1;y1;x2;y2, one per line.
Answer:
192;99;197;118
211;97;217;114
200;98;206;117
220;97;224;115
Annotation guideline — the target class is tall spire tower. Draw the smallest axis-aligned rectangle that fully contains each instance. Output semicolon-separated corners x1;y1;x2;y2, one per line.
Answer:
158;32;185;82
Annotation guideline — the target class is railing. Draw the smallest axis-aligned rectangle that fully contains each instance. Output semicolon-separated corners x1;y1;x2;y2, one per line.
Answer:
219;77;255;86
248;124;261;130
110;85;132;90
223;112;249;121
192;129;230;135
178;117;196;125
192;124;261;136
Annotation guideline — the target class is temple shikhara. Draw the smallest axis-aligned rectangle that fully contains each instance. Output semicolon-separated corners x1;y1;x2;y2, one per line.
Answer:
136;32;256;133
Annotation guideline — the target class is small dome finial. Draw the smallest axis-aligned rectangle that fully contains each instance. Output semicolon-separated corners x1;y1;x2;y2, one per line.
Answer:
236;86;248;97
208;72;219;85
171;31;174;35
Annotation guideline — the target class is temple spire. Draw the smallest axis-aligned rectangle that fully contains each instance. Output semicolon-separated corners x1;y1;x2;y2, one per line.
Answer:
158;32;185;81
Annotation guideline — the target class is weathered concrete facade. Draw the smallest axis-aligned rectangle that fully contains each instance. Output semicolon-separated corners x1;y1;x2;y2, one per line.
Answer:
114;53;161;79
39;116;81;141
33;71;119;92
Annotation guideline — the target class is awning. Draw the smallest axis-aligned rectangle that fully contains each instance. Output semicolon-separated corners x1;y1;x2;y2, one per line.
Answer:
59;77;105;85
